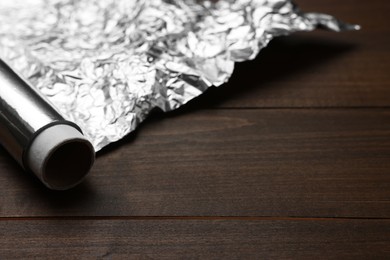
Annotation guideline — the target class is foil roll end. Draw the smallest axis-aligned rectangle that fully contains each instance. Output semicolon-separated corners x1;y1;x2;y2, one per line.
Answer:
26;124;95;190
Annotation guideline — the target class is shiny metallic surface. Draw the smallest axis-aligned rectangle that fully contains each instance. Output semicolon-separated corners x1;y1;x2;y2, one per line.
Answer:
0;0;359;151
0;59;77;167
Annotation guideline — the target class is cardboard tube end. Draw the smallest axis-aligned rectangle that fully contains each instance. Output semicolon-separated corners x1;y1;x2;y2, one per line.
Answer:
27;124;95;190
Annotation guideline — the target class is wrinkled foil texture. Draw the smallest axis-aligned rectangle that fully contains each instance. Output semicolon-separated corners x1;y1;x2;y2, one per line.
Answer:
0;0;359;151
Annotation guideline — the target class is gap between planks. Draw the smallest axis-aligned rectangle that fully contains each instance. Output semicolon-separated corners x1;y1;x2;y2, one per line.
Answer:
0;216;389;222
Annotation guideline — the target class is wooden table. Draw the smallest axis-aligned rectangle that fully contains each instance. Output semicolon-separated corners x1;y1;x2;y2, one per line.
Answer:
1;0;389;258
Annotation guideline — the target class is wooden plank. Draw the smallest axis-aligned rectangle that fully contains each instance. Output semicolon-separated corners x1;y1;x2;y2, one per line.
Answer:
0;219;388;259
191;0;390;108
1;109;389;217
0;1;387;258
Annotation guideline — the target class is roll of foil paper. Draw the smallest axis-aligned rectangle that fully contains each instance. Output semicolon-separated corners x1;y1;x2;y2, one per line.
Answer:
0;60;95;190
0;0;359;152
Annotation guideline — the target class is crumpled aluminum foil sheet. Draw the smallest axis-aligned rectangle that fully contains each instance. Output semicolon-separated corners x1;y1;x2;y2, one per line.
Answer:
0;0;359;151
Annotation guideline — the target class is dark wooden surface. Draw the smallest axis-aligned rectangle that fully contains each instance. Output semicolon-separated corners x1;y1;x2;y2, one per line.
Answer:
1;0;389;258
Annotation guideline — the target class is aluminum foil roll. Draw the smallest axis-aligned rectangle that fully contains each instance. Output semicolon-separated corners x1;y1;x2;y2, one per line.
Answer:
0;60;95;190
0;0;359;153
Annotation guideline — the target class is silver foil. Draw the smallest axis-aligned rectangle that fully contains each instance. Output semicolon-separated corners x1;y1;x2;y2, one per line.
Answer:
0;0;359;151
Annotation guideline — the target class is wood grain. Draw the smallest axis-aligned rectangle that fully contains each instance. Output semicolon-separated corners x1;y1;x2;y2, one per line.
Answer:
0;219;388;259
0;0;389;258
1;109;389;218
